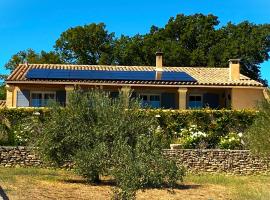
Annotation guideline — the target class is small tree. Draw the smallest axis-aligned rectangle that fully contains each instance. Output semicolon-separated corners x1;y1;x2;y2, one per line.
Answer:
245;100;270;157
36;90;184;199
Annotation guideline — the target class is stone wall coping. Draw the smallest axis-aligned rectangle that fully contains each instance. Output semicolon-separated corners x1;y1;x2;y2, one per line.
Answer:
0;146;27;149
163;149;251;152
0;146;253;153
0;146;35;150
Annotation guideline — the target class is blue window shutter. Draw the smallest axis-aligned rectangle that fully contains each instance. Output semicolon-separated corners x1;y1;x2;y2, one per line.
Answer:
203;93;220;109
17;90;30;107
56;91;66;106
161;93;176;109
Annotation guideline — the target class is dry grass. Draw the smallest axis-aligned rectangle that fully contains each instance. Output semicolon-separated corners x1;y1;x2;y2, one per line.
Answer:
0;167;269;200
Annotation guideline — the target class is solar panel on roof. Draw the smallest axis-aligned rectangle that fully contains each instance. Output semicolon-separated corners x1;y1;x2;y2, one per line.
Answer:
47;69;70;79
26;69;50;79
161;72;197;81
26;69;197;82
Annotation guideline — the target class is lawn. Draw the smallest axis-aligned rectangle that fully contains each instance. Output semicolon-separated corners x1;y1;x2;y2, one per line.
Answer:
0;167;269;200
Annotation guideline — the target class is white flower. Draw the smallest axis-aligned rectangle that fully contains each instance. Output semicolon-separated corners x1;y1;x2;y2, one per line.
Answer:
156;125;161;131
33;111;41;116
238;132;243;137
155;114;161;118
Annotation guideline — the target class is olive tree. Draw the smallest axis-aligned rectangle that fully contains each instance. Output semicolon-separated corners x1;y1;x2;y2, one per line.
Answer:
36;90;184;199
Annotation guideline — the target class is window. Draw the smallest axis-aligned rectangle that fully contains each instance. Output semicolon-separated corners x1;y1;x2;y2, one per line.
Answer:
30;92;56;107
139;94;161;108
109;91;119;99
188;95;203;108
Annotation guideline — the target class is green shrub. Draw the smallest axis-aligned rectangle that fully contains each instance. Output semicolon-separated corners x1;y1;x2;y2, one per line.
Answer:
35;90;184;199
0;104;257;148
0;115;11;145
145;109;256;149
245;101;270;157
0;108;47;145
218;132;244;150
173;124;208;148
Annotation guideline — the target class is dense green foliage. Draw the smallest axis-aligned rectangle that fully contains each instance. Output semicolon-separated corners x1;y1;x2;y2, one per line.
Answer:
0;106;257;149
55;23;114;65
4;49;62;72
245;101;270;157
0;115;11;145
0;84;6;100
4;14;270;82
33;90;183;199
0;108;48;145
141;109;256;149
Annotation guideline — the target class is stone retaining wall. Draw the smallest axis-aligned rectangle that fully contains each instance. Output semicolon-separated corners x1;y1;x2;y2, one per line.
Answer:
0;146;42;167
1;146;269;174
164;149;270;174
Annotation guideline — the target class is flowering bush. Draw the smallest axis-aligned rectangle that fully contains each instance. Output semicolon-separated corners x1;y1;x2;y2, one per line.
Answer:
13;113;42;146
0;108;257;147
218;132;244;150
174;125;208;148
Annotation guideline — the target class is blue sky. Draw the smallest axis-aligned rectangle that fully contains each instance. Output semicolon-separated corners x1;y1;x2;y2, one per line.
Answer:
0;0;270;81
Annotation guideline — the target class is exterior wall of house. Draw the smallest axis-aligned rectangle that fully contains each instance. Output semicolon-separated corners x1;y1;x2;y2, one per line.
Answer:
6;84;67;108
231;88;265;109
4;84;265;110
187;88;230;109
5;86;14;107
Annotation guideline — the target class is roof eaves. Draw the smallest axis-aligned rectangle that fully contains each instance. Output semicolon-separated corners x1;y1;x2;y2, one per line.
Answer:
5;80;264;88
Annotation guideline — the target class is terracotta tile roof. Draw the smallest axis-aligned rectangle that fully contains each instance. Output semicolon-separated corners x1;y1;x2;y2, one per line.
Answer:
0;100;6;108
6;64;264;87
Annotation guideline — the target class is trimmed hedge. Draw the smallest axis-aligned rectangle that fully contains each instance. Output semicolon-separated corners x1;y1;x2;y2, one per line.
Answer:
134;109;258;148
0;108;258;147
0;108;49;145
140;109;257;134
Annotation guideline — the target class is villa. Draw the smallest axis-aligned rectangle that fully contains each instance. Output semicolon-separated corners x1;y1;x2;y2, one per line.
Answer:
4;52;267;109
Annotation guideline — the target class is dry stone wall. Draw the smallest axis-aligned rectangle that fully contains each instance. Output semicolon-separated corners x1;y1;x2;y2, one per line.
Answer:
164;149;270;174
0;146;42;167
0;146;269;174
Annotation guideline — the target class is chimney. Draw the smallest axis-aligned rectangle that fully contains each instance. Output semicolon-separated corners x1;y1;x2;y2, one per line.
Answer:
229;59;240;81
155;50;163;71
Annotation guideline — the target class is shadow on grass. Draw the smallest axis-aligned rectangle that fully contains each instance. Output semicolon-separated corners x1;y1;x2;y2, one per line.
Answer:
64;179;116;186
0;186;9;200
63;179;201;190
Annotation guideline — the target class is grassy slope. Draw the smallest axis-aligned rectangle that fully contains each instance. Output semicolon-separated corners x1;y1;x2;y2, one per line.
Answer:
0;167;269;200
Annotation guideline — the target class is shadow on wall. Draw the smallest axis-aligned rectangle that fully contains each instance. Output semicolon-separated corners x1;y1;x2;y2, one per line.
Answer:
0;186;9;200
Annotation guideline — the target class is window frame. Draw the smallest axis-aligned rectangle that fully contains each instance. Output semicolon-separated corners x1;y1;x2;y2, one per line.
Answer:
139;93;161;108
30;91;56;107
188;94;203;109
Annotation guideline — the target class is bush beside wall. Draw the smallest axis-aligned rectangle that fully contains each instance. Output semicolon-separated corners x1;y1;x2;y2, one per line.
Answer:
0;108;48;145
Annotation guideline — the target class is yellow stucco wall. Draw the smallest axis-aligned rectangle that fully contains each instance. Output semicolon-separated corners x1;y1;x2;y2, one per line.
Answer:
6;89;13;107
231;88;265;109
